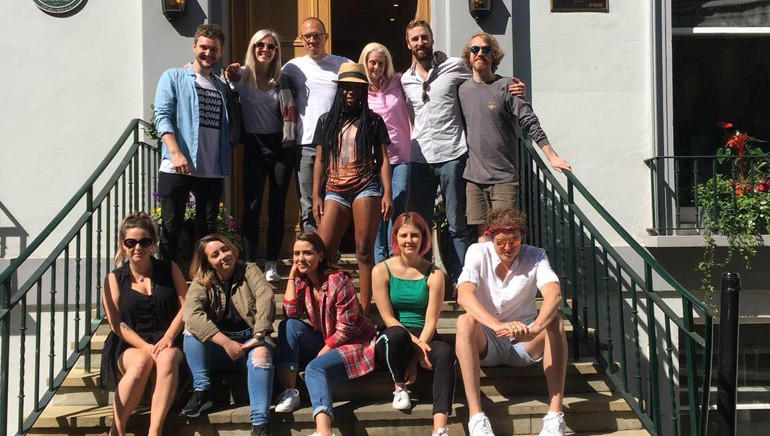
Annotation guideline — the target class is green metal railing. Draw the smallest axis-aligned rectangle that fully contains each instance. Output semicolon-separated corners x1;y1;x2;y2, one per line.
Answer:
0;119;160;435
645;154;770;235
518;141;713;435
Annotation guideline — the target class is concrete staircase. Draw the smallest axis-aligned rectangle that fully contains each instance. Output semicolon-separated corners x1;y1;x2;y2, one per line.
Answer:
30;257;649;435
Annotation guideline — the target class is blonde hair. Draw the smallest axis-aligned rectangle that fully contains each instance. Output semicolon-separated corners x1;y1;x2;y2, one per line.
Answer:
243;29;282;87
461;32;505;73
189;234;241;289
358;42;395;85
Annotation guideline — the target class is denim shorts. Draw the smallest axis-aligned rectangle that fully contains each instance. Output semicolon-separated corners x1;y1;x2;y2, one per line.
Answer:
479;324;542;367
325;180;383;209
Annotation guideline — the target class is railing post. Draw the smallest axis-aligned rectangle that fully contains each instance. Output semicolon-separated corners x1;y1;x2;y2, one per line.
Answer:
85;188;93;372
717;272;741;436
0;275;11;435
567;182;580;359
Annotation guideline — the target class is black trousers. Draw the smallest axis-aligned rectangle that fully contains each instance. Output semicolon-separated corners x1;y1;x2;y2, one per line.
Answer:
374;325;456;415
157;172;223;262
240;132;295;261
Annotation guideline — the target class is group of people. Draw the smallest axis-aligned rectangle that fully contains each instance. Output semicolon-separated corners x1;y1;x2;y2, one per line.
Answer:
100;16;573;436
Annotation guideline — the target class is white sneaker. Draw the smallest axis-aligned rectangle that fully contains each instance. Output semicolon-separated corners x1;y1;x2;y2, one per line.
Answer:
392;386;411;410
274;388;300;413
264;261;280;282
539;411;565;436
432;427;449;436
468;412;495;436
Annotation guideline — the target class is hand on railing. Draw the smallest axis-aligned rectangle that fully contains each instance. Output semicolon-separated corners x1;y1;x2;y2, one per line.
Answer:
541;144;572;172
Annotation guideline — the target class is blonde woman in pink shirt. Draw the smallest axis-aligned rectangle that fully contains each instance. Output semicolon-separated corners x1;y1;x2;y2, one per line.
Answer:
359;43;412;264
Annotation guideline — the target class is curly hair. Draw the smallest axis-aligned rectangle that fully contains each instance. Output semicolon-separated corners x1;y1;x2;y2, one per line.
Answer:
194;24;225;45
486;207;527;229
461;32;505;73
115;211;158;266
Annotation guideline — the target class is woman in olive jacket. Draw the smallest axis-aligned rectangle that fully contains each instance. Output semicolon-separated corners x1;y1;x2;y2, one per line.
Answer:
181;234;276;436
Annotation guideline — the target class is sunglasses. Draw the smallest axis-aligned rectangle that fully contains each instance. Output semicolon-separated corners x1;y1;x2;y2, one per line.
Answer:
493;237;521;248
255;41;277;51
469;45;492;55
123;238;154;249
422;81;430;103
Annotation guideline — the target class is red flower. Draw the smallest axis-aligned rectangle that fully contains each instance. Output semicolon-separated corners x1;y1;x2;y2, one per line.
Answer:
727;132;748;155
717;121;734;129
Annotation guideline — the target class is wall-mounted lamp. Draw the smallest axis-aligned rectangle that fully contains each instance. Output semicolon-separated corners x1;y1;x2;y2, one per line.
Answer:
468;0;492;21
162;0;186;20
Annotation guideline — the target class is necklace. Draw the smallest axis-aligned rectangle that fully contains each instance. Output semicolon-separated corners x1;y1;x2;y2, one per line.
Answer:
131;264;152;283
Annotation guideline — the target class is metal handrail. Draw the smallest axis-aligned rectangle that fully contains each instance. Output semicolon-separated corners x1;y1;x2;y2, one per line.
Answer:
645;154;770;234
0;119;160;435
519;141;713;435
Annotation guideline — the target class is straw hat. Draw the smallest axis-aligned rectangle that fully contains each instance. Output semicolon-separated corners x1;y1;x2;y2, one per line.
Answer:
333;62;368;84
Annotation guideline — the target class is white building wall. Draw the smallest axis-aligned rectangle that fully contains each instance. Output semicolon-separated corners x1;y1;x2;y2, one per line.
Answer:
437;0;655;247
0;0;220;260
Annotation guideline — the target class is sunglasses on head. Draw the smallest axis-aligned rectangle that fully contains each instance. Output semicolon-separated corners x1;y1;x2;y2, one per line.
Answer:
255;41;277;51
493;237;521;248
422;81;430;103
469;45;492;55
123;238;154;249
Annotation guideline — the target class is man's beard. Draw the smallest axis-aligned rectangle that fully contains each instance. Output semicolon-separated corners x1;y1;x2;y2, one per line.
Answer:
412;45;433;61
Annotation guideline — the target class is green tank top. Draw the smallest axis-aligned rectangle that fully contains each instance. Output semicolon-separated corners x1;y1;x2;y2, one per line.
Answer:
384;262;430;328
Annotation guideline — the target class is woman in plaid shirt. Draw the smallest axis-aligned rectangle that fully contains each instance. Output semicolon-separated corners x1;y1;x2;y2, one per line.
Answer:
275;231;377;436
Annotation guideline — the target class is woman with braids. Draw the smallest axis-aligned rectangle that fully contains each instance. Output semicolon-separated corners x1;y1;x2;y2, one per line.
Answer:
100;212;187;436
311;62;393;313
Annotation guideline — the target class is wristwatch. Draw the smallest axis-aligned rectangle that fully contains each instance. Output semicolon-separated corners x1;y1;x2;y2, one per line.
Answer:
254;332;265;342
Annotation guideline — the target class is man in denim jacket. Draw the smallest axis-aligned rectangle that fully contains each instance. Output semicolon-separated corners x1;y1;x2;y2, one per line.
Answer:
154;24;231;262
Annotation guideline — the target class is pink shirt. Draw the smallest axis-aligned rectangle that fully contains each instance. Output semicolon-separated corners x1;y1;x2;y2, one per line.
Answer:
368;73;411;165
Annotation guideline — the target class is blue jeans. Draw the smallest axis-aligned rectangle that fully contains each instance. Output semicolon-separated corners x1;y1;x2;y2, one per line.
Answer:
408;157;469;280
183;332;274;425
374;163;409;263
276;318;350;420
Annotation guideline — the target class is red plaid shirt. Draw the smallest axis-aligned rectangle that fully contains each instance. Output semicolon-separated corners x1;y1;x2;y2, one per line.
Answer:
283;270;377;379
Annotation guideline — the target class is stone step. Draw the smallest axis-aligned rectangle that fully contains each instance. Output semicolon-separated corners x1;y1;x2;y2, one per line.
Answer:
32;392;644;435
59;355;609;407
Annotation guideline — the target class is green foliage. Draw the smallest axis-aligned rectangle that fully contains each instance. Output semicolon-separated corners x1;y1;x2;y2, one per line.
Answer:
694;124;770;310
149;200;243;250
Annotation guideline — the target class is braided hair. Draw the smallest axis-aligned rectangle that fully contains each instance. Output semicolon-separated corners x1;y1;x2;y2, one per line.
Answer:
319;83;379;177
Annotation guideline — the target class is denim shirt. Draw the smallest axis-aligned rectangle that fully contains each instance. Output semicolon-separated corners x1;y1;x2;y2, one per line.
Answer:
153;65;232;175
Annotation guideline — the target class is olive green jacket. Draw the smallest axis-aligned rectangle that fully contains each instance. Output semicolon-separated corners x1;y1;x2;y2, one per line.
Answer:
183;261;275;342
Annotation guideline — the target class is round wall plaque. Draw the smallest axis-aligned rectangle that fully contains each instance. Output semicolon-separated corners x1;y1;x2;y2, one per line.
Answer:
33;0;85;14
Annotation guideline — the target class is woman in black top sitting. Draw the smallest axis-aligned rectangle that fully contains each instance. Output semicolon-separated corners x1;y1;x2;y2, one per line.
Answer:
100;212;188;436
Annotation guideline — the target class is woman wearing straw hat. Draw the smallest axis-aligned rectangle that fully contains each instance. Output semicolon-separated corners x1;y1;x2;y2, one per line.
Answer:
311;62;393;314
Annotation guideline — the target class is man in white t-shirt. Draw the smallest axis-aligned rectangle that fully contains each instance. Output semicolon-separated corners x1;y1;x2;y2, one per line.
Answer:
154;24;232;261
281;17;350;232
455;207;568;436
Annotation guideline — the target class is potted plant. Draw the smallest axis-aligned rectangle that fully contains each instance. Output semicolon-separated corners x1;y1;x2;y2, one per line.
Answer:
694;122;770;308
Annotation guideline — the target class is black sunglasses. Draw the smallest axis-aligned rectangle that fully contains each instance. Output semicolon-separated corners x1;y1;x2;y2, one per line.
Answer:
123;238;154;249
469;45;492;55
422;81;430;103
255;41;277;51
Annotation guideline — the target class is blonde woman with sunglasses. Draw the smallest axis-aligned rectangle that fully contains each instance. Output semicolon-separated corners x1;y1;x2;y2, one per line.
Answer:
100;212;188;436
224;29;297;282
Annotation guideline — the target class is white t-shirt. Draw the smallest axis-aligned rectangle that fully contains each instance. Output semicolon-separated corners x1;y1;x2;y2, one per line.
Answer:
281;54;350;145
458;242;560;325
160;73;223;178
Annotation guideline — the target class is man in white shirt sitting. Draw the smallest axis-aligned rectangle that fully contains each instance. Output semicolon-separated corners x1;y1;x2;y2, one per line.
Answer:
455;207;567;436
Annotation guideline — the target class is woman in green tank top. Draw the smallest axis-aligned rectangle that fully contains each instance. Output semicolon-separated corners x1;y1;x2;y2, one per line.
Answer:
372;212;456;436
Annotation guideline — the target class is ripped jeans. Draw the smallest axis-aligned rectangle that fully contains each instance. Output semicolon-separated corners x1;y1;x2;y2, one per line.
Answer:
183;331;275;425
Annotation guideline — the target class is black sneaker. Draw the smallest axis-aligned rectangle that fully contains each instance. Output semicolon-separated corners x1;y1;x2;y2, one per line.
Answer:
252;424;272;436
179;390;213;417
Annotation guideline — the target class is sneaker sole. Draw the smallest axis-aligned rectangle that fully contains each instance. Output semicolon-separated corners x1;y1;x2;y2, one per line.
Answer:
179;400;213;418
